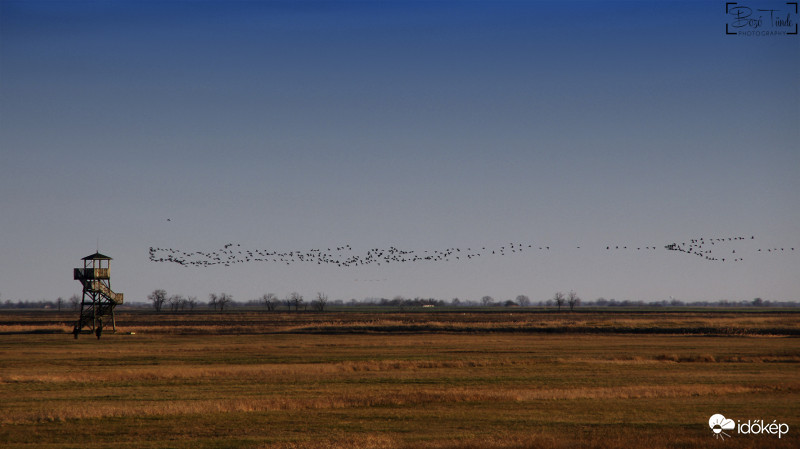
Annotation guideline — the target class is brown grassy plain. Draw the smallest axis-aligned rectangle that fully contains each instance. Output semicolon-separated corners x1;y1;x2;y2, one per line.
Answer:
0;310;798;448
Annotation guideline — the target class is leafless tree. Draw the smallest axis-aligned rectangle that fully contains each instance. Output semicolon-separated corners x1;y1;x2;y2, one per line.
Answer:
261;293;278;311
284;294;294;311
481;295;493;307
186;296;198;310
148;289;167;312
567;291;580;311
168;294;185;312
516;295;531;307
393;295;408;310
70;294;81;311
167;295;177;312
217;293;232;312
553;291;565;312
289;292;304;312
209;293;219;311
56;297;64;312
312;292;328;312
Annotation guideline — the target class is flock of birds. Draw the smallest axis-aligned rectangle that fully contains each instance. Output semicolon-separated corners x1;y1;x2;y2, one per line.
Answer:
665;235;796;262
148;235;796;268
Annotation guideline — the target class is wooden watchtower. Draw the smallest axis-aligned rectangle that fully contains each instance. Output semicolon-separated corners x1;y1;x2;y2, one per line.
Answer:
73;252;124;339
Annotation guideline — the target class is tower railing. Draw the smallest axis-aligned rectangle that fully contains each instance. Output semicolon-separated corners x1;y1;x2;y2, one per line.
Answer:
74;268;110;280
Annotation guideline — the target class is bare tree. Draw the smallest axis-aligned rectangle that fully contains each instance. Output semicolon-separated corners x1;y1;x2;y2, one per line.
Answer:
516;295;531;307
553;291;565;312
290;292;304;312
393;295;408;310
312;292;328;312
284;294;294;311
168;294;185;312
217;293;232;312
567;291;580;311
148;289;167;312
186;296;198;310
481;295;494;307
70;294;81;311
209;293;218;311
261;293;278;311
56;297;64;312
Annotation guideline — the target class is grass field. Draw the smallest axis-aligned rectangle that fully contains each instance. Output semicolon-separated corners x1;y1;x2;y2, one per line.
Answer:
1;310;798;448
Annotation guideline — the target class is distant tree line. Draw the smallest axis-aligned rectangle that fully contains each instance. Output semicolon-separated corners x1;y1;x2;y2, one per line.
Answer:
0;292;797;310
0;294;82;311
142;290;331;313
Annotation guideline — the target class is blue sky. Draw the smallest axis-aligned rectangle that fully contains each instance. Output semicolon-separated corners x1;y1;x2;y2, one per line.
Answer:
1;1;798;305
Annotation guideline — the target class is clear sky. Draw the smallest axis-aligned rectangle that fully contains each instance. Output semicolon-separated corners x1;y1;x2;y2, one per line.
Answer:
1;1;798;305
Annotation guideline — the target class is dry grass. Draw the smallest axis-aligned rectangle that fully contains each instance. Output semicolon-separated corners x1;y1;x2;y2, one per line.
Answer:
0;311;798;448
1;379;767;424
3;309;799;336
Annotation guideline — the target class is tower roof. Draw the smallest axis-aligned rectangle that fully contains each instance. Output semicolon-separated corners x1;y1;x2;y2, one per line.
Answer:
82;252;112;261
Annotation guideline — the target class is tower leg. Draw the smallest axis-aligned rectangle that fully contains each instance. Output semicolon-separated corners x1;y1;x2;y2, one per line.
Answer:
92;295;97;331
75;290;87;335
77;293;86;328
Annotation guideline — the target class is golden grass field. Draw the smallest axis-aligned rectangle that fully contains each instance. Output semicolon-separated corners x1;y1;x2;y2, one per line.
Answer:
1;310;798;448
